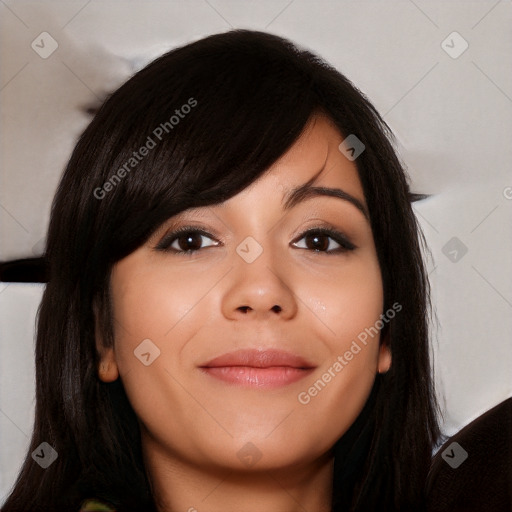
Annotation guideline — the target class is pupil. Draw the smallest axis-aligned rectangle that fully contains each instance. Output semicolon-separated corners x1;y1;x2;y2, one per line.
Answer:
180;233;201;251
309;234;327;251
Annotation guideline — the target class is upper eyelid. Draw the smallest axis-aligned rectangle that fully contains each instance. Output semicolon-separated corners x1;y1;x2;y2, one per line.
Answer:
157;223;224;241
157;222;345;240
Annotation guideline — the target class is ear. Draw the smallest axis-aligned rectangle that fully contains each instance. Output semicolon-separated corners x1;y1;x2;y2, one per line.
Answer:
97;348;119;383
377;331;392;374
93;301;119;383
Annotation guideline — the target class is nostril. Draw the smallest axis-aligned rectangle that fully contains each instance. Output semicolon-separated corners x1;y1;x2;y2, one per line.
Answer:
237;305;282;313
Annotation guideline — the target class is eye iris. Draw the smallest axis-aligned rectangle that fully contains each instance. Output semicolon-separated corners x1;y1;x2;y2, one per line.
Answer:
178;232;202;251
307;233;328;251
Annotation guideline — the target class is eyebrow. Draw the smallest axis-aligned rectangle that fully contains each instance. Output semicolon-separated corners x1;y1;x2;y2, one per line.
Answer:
282;169;369;220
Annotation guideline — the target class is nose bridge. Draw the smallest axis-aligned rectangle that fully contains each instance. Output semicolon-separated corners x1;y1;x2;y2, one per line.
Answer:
221;232;297;319
235;233;282;289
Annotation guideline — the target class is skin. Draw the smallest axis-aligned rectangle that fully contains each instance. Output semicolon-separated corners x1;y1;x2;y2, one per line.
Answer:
97;114;391;512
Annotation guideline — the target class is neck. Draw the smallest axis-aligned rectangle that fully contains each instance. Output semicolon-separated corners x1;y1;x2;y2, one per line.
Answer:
142;435;334;512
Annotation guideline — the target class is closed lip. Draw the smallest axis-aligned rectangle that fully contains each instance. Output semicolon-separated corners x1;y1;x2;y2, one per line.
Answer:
199;349;316;369
199;349;316;390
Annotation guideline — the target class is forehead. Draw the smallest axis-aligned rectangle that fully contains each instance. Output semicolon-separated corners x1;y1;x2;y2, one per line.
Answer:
234;114;366;207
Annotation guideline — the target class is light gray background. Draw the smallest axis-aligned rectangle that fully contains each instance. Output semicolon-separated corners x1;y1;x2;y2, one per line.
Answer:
1;0;511;503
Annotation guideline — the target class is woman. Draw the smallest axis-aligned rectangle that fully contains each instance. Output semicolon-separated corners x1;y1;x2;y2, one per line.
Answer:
1;30;441;512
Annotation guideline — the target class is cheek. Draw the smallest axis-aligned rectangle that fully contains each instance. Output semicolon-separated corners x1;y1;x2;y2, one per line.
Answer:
302;253;384;354
108;254;234;406
293;253;384;434
111;268;197;396
109;260;211;373
107;262;210;436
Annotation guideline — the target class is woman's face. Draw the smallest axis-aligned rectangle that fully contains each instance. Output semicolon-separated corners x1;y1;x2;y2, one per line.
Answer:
98;114;391;473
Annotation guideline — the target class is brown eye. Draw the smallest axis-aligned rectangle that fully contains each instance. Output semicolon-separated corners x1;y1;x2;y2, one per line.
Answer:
303;233;330;251
292;228;356;254
174;232;205;252
155;228;218;253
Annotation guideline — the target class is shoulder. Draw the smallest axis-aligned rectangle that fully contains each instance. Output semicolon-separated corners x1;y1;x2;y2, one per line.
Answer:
79;499;117;512
426;396;512;512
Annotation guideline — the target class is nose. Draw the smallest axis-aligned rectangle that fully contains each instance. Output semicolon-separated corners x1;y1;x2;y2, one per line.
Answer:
221;246;298;321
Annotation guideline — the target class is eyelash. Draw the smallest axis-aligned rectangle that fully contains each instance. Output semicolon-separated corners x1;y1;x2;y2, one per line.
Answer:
154;225;356;256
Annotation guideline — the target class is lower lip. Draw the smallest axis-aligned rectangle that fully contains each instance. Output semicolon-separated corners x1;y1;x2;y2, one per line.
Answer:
200;366;314;389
